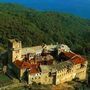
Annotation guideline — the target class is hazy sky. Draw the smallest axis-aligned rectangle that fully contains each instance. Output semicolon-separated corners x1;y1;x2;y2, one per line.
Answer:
0;0;90;18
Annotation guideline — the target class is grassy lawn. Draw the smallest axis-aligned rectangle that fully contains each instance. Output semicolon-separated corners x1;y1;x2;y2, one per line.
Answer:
0;74;10;81
0;73;12;87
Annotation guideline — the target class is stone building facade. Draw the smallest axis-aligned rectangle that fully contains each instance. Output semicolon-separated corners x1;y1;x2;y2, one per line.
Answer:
7;39;88;85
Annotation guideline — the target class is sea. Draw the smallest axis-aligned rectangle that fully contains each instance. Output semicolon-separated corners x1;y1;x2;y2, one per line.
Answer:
0;0;90;19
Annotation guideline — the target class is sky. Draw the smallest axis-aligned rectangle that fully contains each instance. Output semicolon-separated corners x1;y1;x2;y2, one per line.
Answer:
0;0;90;18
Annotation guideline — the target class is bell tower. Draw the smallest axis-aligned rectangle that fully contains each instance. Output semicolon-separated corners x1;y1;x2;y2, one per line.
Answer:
8;39;22;63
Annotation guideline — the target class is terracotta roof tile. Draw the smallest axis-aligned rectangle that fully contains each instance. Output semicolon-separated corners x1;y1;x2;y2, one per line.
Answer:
63;52;86;64
70;55;85;64
29;68;39;75
64;52;75;58
14;60;23;68
14;60;38;69
14;60;40;74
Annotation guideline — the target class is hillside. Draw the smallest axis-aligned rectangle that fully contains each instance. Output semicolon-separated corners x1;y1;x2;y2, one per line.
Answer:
0;3;90;55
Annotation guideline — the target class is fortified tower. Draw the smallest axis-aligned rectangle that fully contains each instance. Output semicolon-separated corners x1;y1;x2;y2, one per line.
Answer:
8;39;22;63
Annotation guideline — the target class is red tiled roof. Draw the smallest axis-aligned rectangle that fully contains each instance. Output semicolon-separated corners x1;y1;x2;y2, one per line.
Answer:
14;60;40;74
21;61;30;68
14;60;23;68
27;63;40;74
29;68;39;75
64;52;76;58
70;55;85;64
14;51;86;75
14;60;29;69
14;60;38;69
63;52;86;64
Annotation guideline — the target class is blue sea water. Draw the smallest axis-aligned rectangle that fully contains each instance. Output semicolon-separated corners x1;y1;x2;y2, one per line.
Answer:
0;0;90;19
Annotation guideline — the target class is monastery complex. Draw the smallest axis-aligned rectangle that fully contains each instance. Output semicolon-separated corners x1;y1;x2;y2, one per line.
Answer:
7;39;88;85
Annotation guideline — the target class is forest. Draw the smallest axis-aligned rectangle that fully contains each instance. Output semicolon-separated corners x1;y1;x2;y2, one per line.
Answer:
0;3;90;55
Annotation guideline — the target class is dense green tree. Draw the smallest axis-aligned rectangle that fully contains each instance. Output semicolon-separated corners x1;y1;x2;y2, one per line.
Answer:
0;3;90;55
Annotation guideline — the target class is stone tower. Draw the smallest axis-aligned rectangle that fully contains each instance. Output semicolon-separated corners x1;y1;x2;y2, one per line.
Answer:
8;39;22;63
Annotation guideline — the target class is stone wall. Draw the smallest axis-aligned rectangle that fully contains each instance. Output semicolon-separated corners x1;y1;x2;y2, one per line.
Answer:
28;72;53;85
